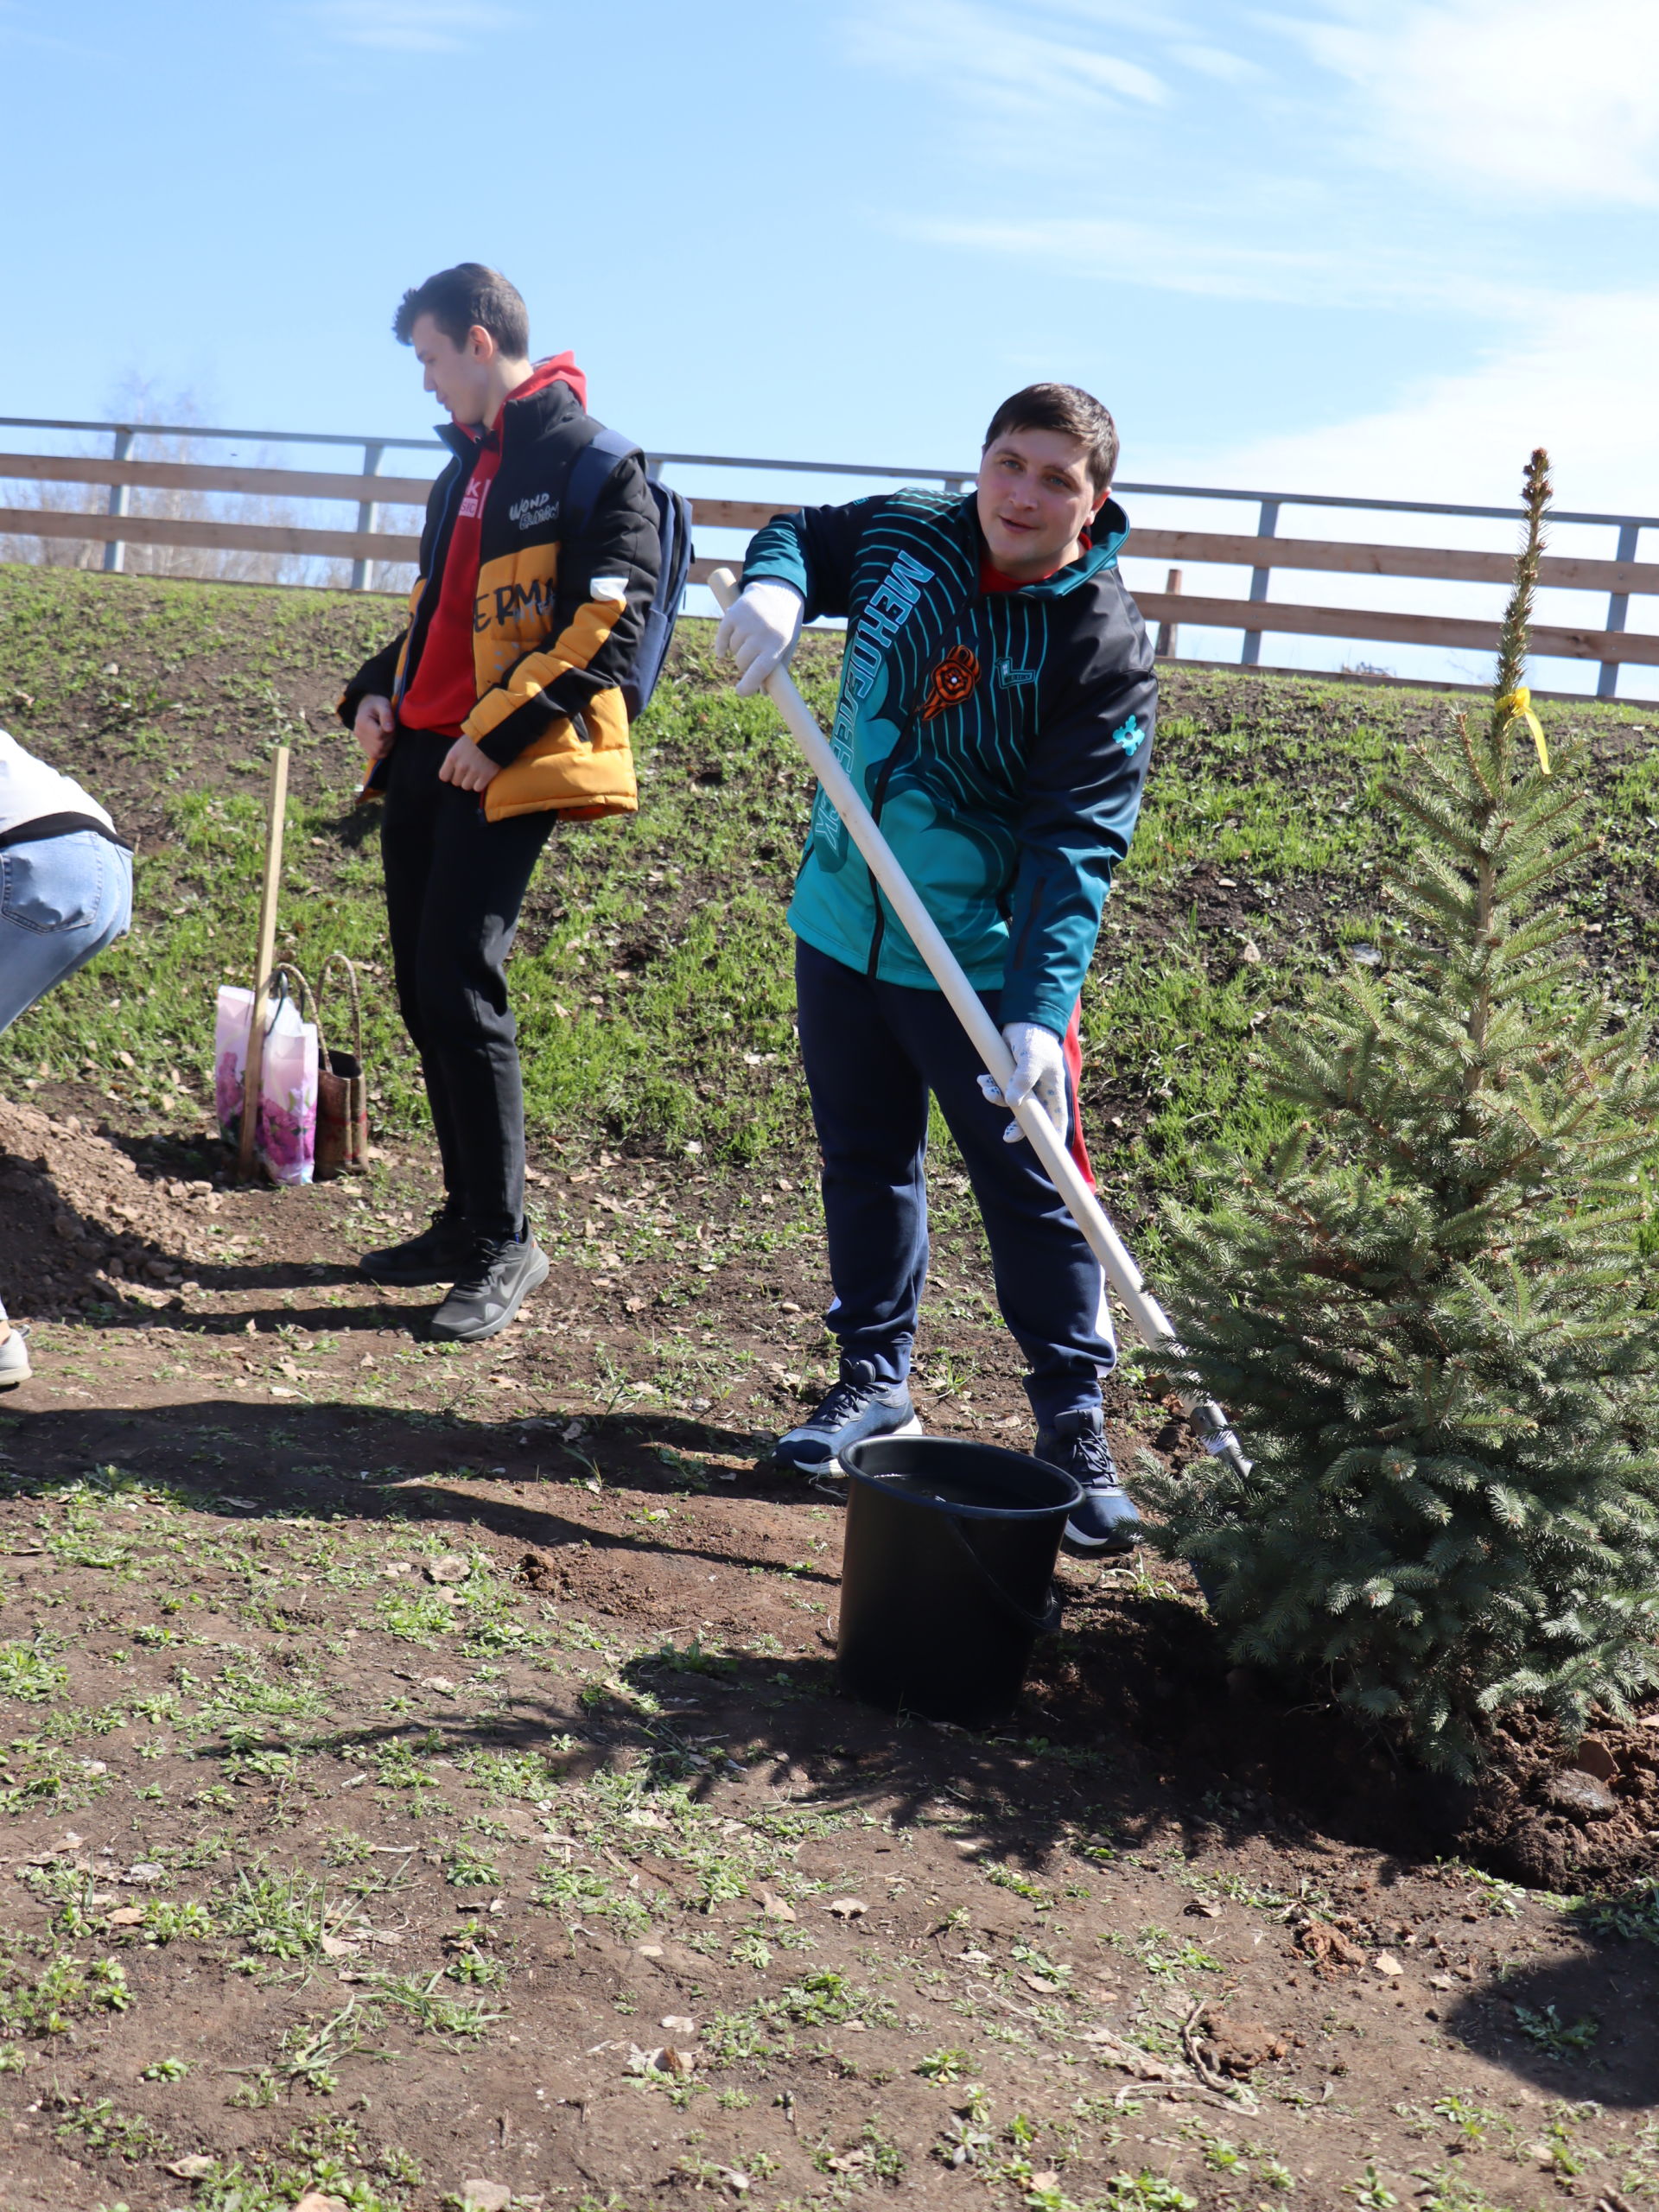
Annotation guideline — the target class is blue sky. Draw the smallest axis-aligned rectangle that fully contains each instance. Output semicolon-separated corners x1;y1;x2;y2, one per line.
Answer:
3;0;1656;686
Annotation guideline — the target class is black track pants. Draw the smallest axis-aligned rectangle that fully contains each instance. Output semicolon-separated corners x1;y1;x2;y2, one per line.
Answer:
380;730;554;1241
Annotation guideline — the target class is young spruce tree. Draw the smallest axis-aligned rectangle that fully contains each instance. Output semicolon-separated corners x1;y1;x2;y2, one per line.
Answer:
1147;450;1659;1775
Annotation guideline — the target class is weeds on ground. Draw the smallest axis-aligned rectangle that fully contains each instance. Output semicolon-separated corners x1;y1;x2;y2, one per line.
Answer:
1572;1874;1659;1943
0;1637;68;1702
0;1948;130;2036
223;1864;356;1959
1101;2173;1198;2209
1511;2003;1599;2058
50;2094;171;2164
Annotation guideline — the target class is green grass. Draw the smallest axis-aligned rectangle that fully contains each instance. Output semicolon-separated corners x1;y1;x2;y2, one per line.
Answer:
3;562;1657;1236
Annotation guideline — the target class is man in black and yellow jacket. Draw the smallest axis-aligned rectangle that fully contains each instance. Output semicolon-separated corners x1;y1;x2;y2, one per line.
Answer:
340;263;661;1341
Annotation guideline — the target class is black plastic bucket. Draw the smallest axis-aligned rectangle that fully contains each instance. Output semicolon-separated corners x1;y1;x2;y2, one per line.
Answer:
836;1435;1083;1727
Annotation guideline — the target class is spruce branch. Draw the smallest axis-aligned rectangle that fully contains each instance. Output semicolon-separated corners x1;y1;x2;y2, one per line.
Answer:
1493;448;1552;727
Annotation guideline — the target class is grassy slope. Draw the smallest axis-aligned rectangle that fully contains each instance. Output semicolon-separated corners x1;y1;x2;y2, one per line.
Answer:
3;561;1657;1261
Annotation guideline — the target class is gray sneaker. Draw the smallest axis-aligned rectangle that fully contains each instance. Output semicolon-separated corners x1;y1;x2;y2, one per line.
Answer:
428;1232;550;1343
0;1327;32;1390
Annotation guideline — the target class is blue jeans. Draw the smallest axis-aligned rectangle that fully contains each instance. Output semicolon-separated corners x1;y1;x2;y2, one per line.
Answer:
0;830;132;1036
0;830;131;1325
794;937;1115;1428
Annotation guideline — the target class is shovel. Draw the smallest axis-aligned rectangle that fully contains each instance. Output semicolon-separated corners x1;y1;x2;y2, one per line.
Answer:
707;566;1249;1483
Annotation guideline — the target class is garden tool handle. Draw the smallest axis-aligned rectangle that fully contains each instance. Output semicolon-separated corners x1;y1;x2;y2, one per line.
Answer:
708;567;1249;1477
318;950;365;1065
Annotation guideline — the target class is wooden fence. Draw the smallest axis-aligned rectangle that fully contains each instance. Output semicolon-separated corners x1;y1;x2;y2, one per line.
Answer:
3;421;1656;695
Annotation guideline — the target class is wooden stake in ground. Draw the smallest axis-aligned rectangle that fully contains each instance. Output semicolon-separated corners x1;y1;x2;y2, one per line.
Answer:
1154;567;1183;660
236;744;291;1181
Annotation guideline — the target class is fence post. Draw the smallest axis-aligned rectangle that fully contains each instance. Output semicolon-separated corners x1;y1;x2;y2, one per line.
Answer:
101;427;135;574
350;439;385;592
1240;498;1279;666
1154;568;1182;659
1596;521;1640;701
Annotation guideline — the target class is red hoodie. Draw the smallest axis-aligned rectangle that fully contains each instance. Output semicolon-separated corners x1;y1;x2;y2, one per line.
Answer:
398;353;588;738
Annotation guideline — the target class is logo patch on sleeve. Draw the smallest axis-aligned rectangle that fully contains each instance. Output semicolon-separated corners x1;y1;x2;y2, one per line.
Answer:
1112;714;1147;757
589;575;629;603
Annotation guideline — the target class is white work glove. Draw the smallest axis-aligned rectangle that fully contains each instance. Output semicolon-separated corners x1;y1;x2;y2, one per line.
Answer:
977;1022;1068;1146
715;581;804;697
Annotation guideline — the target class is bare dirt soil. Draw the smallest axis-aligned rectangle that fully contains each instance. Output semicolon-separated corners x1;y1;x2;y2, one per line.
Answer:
5;575;1659;2205
0;1110;1656;2212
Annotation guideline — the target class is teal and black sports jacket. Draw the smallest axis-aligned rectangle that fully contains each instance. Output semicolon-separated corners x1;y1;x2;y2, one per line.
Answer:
741;488;1155;1036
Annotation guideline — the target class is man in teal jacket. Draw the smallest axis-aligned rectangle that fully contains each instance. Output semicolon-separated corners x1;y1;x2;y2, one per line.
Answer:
716;382;1154;1553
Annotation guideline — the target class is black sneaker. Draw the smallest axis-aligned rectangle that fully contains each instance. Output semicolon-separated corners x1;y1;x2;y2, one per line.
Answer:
361;1206;473;1287
428;1231;550;1343
1035;1407;1141;1556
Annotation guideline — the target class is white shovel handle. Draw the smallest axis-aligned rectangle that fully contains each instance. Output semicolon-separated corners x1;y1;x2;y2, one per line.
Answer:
708;567;1248;1472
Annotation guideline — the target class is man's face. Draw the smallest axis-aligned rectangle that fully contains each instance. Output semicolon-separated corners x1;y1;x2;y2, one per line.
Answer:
976;427;1104;581
410;313;494;427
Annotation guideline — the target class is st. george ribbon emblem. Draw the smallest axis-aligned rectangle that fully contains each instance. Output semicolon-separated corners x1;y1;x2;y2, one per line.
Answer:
920;644;982;721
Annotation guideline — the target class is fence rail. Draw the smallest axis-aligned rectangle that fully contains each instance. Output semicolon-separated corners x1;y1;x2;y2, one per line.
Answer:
2;416;1656;694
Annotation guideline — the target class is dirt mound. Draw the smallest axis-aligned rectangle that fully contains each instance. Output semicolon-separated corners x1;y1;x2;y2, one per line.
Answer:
0;1095;221;1318
1455;1708;1659;1891
1027;1580;1659;1892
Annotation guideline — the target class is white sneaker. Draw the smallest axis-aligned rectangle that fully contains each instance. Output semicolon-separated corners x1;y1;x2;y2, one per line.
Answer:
0;1327;31;1390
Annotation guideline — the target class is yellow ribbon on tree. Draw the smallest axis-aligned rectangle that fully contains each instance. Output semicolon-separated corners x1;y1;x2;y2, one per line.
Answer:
1497;685;1550;776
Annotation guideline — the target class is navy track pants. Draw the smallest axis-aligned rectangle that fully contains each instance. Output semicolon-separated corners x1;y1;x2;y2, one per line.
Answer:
793;936;1115;1428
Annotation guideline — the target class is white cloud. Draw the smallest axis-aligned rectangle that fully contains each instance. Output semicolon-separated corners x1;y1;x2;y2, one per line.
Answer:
1035;0;1188;21
837;0;1659;690
906;209;1550;315
1275;0;1659;206
1166;41;1263;81
306;1;522;52
1137;295;1659;695
1125;296;1659;696
912;211;1332;305
844;0;1168;126
1185;289;1659;518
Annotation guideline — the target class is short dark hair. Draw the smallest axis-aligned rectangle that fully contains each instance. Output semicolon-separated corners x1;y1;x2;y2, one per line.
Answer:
982;382;1118;494
393;264;530;357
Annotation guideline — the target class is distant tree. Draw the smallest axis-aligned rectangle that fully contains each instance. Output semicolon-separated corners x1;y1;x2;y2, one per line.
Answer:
7;376;420;594
1145;449;1659;1776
